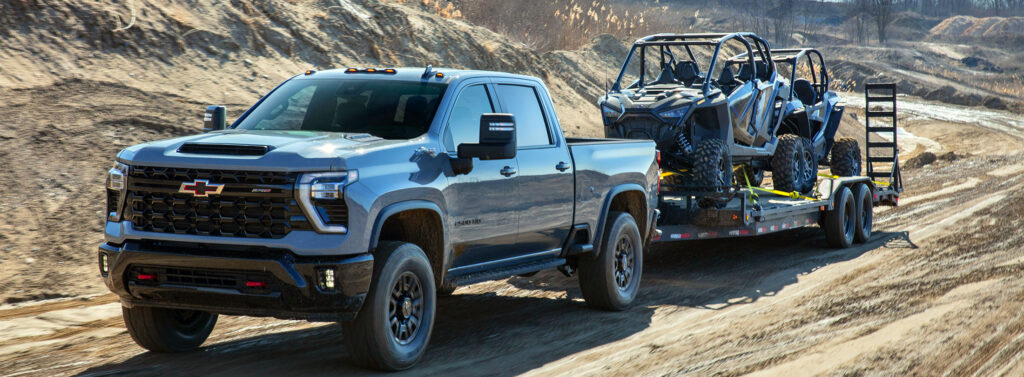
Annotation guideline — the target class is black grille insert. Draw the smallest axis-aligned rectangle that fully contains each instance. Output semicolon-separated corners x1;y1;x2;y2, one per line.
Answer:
123;166;310;238
129;265;274;291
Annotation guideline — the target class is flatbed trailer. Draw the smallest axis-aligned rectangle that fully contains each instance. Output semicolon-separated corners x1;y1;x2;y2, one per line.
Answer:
652;84;903;247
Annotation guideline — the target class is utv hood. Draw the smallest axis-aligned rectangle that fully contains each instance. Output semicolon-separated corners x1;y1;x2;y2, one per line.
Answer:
116;129;403;172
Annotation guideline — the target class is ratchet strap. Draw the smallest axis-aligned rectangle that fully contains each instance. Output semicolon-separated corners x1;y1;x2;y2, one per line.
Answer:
817;173;891;187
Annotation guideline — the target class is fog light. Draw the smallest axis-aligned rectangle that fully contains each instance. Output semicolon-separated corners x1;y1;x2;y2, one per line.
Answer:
137;273;156;281
100;254;109;275
318;268;336;290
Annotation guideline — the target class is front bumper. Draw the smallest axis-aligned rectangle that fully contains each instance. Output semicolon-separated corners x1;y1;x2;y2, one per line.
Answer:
98;241;373;322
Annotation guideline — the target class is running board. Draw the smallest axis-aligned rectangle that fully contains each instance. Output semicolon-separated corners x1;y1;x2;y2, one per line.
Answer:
449;258;566;287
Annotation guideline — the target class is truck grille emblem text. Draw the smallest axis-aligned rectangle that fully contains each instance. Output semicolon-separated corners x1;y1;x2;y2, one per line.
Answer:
178;179;225;197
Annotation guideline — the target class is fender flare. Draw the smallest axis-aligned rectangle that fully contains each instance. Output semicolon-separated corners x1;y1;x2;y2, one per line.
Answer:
592;184;649;255
368;200;449;276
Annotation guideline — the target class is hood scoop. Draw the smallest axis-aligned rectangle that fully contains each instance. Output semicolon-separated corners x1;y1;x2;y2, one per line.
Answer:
178;143;271;156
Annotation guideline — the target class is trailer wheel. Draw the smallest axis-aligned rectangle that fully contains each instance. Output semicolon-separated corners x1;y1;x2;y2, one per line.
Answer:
830;138;861;177
122;306;217;353
771;135;806;193
578;211;643;311
824;186;855;248
693;138;732;191
852;183;873;243
341;241;436;371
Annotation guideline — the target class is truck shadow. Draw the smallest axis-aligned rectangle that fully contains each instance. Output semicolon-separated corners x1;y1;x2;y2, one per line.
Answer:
77;293;654;376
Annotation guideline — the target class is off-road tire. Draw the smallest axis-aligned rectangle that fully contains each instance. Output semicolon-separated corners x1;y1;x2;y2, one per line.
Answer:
122;306;217;353
800;137;819;193
852;183;873;243
733;165;764;187
578;212;643;311
824;186;855;248
830;138;861;177
693;138;732;191
342;241;436;371
771;135;806;193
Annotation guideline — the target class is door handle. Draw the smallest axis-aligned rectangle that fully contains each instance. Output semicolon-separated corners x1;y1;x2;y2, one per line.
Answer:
500;166;517;177
556;161;571;172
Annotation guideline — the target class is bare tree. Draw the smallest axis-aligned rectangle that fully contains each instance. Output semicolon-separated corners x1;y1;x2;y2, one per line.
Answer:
870;0;896;44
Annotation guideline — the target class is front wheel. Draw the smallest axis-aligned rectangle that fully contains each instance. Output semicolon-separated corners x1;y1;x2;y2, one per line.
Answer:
342;241;436;371
578;211;643;311
122;306;218;353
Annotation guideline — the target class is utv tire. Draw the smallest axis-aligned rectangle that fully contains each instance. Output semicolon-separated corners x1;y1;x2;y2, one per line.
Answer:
800;137;819;193
852;183;873;243
578;212;643;311
122;306;217;353
733;165;764;187
342;241;436;371
693;138;732;191
771;135;806;193
824;186;856;248
830;138;862;177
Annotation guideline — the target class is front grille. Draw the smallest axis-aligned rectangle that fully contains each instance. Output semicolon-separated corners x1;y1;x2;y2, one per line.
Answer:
123;166;311;238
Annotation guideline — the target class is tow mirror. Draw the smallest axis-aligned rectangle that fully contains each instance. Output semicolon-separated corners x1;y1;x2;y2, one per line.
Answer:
457;113;517;160
203;105;226;132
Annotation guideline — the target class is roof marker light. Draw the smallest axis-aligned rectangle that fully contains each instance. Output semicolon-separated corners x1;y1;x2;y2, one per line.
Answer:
305;70;316;76
435;72;444;78
345;68;358;73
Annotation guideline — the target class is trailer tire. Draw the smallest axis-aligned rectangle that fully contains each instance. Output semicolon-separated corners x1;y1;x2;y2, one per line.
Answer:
122;306;217;353
341;241;436;371
830;138;861;177
578;212;643;311
824;186;855;248
693;138;732;191
853;183;873;243
771;135;806;193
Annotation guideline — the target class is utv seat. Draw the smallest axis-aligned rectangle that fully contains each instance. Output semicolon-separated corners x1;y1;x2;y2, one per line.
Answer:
673;61;700;87
737;63;754;82
756;61;772;81
793;79;817;106
717;66;742;95
652;64;677;85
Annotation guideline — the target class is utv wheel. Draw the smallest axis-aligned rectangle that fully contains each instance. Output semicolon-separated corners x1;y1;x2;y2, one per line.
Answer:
733;165;764;187
578;211;643;311
830;138;861;177
799;137;819;193
771;135;806;193
852;183;873;243
693;138;732;191
824;186;856;248
122;306;217;353
342;241;436;371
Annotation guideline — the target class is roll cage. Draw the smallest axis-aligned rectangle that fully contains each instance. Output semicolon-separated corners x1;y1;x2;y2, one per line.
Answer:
770;48;830;104
611;33;776;96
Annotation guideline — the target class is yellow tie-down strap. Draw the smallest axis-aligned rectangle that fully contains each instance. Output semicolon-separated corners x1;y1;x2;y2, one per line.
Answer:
817;173;891;187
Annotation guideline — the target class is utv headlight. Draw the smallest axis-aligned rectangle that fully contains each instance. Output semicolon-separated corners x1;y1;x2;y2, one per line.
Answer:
297;170;358;233
601;104;621;118
659;107;689;119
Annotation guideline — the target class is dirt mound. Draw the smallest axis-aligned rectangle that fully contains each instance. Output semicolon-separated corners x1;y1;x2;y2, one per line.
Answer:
930;15;1024;38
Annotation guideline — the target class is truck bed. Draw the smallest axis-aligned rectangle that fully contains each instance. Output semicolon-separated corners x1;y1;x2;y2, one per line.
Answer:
566;137;658;238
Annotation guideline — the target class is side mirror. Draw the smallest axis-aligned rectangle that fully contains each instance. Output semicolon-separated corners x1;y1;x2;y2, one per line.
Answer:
457;113;517;160
203;105;226;132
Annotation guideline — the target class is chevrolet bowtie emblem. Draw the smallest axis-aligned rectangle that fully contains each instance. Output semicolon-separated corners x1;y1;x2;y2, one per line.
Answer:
178;179;225;197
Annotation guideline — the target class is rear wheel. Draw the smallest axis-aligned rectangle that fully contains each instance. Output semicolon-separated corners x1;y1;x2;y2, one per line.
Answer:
824;186;855;248
693;138;732;191
852;183;873;243
122;306;217;353
830;138;861;177
578;212;643;311
342;241;436;371
771;135;806;193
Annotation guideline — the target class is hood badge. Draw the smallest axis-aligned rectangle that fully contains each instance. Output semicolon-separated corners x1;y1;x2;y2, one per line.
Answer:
179;179;225;197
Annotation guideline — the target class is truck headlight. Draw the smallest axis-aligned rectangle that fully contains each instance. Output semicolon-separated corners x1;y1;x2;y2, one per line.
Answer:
297;170;358;233
106;162;128;221
658;107;689;119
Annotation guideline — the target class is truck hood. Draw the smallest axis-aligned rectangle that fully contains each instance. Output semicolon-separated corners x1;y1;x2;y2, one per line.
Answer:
117;129;408;172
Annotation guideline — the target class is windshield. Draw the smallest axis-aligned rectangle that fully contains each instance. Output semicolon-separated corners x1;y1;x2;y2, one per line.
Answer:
235;78;448;139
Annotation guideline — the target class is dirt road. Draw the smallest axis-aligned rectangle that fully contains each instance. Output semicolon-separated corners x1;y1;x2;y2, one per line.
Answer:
1;96;1023;376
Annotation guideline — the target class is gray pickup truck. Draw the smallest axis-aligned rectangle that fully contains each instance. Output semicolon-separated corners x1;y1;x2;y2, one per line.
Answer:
99;67;658;370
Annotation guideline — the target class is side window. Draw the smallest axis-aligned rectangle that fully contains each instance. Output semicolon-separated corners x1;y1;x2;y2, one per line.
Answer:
495;84;551;148
444;85;494;150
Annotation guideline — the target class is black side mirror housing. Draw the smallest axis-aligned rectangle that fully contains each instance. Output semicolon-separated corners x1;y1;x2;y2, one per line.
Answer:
204;105;226;132
457;113;517;160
